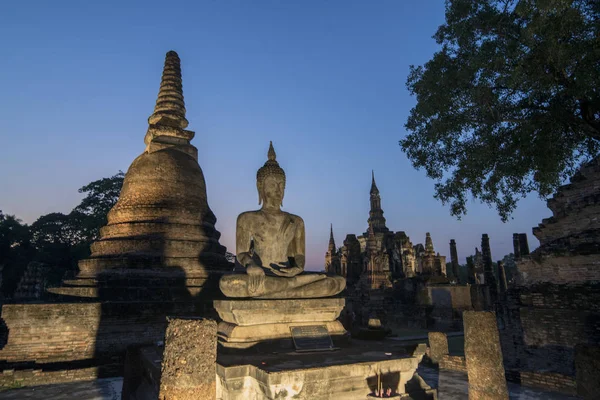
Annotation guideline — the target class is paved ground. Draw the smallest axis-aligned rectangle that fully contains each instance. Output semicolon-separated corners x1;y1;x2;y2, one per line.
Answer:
0;367;580;399
0;378;122;400
419;366;581;400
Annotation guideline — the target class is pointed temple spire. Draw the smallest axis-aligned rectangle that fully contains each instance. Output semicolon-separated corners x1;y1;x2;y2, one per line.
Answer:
328;223;336;252
367;170;388;233
370;170;379;194
425;232;434;253
148;51;189;129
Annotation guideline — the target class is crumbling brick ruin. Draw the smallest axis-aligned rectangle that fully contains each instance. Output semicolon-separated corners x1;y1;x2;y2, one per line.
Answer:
500;157;600;396
13;262;48;301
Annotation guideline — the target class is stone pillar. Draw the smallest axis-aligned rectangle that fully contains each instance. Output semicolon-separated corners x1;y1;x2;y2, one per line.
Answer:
428;331;449;364
464;311;508;400
466;256;476;285
518;233;530;256
159;318;217;400
481;234;498;308
497;261;508;294
512;233;521;260
450;239;460;283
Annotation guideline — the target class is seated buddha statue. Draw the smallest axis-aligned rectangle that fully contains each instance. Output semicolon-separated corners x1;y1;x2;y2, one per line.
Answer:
219;142;346;299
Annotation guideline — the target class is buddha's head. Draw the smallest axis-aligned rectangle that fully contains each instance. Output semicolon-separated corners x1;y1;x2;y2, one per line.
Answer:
257;141;286;209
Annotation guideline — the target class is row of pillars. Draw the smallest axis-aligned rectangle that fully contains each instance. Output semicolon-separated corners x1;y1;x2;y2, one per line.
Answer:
448;232;531;289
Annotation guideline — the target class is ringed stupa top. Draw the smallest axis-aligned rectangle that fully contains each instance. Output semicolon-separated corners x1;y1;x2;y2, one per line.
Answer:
148;51;189;129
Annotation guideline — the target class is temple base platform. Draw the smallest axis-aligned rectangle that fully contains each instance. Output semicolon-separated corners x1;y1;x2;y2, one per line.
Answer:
216;340;435;399
214;298;350;351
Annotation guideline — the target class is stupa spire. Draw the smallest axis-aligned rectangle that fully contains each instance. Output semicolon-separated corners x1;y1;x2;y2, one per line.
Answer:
370;170;379;194
148;50;189;129
367;170;387;233
425;232;434;253
328;224;336;252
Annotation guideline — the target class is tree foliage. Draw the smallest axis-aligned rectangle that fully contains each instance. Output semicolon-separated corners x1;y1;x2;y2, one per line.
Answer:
72;171;124;242
0;211;33;297
0;172;124;297
401;0;600;221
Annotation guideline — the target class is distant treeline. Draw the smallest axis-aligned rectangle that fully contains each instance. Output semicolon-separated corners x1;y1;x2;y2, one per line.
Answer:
0;172;124;298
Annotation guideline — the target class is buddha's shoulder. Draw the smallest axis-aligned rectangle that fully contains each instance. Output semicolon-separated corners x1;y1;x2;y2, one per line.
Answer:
237;211;260;222
282;212;304;225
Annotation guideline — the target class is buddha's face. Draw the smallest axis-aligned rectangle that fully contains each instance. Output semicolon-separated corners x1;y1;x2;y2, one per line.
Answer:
260;175;285;208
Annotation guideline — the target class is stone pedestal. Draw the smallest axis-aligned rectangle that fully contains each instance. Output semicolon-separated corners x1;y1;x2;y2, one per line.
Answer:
214;298;348;350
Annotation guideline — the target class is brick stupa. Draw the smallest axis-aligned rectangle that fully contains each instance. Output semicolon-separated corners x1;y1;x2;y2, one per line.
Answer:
49;51;230;300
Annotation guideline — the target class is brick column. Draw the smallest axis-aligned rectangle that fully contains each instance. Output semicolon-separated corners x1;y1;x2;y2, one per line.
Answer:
450;239;460;283
481;234;498;307
159;317;217;400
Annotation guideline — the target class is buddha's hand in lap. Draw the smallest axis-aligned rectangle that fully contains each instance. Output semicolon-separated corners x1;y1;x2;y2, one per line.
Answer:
273;265;303;277
246;264;266;294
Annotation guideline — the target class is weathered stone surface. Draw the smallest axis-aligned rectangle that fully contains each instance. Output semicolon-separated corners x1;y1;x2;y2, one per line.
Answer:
214;298;348;349
575;344;600;399
159;318;217;400
499;157;600;396
219;273;345;299
217;342;430;399
217;320;347;350
214;298;344;325
221;142;344;299
464;311;508;400
533;156;600;255
428;332;449;364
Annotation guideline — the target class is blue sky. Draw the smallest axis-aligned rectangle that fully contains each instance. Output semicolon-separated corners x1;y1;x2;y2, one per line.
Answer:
0;0;550;270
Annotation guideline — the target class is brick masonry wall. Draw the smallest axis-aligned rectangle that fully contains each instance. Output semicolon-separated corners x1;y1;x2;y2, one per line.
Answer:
499;280;600;394
518;255;600;285
0;366;100;389
0;303;102;363
0;300;213;388
505;370;577;395
439;355;466;373
425;285;472;309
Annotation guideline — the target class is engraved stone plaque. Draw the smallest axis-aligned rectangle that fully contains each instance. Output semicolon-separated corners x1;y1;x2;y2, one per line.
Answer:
290;325;336;352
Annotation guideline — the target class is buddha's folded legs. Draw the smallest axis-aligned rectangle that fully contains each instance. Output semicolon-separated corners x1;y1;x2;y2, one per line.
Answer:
220;274;345;299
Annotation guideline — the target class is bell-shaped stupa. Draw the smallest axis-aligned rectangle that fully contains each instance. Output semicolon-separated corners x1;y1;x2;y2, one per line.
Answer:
51;51;229;300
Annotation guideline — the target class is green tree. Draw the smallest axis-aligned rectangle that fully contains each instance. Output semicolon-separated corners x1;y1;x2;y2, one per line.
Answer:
72;171;124;242
31;172;124;281
0;172;125;295
0;211;33;297
402;0;600;221
29;212;82;283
